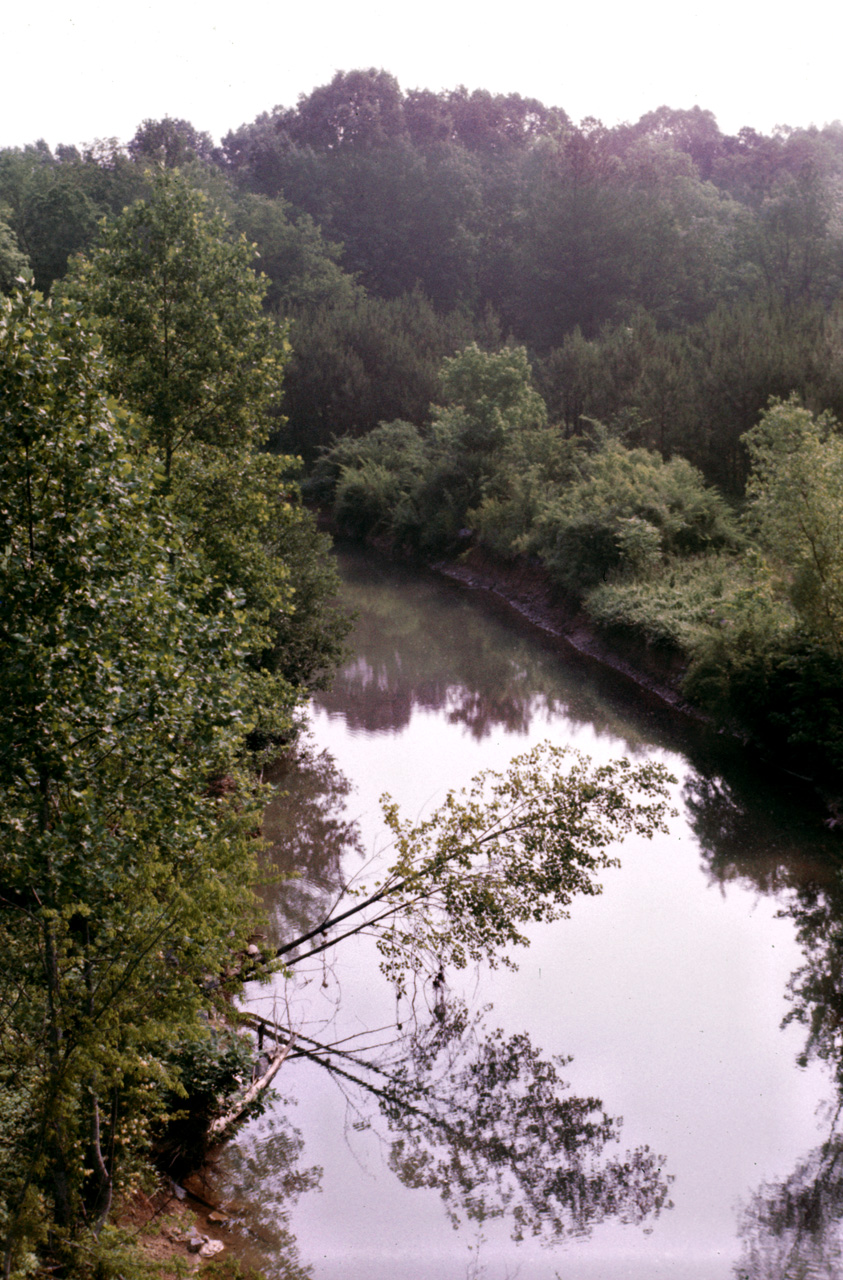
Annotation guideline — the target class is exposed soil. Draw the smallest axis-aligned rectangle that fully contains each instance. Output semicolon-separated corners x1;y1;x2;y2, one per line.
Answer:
431;545;703;720
118;1165;243;1278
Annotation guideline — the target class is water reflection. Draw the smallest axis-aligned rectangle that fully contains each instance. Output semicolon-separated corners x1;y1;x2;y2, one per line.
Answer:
222;548;843;1279
381;1002;673;1243
318;550;660;751
682;764;843;1073
734;1120;843;1278
260;741;365;949
243;734;675;1265
682;769;843;1277
262;1001;672;1247
785;874;843;1085
684;769;835;895
209;1106;320;1280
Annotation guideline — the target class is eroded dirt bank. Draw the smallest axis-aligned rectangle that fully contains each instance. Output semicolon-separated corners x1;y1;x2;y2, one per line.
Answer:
431;546;702;720
426;545;843;824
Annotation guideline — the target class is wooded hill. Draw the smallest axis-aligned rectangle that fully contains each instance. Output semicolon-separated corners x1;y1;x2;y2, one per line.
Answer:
5;69;843;490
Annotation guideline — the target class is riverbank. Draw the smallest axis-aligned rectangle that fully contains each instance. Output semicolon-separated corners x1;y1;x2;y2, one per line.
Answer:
116;1173;255;1279
420;543;841;825
431;545;701;720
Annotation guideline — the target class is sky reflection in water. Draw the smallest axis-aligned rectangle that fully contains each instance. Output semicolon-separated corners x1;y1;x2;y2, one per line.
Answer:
214;549;843;1279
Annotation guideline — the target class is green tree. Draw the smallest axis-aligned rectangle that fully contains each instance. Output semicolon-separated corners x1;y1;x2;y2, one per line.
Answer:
65;170;349;717
64;168;287;479
263;742;674;992
232;194;359;312
0;145;100;292
0;208;27;291
434;342;547;452
744;396;843;653
0;286;261;1273
293;68;407;152
128;116;217;168
281;290;485;460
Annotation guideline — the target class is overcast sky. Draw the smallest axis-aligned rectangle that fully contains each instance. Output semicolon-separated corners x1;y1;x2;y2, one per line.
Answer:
3;0;842;152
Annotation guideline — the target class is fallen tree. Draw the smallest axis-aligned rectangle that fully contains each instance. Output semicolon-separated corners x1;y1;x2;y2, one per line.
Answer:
250;741;675;993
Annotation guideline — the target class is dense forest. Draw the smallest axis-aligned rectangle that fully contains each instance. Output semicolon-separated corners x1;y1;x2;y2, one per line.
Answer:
4;66;843;1277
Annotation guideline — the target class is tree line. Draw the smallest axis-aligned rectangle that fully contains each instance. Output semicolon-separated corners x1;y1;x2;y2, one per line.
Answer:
6;70;843;482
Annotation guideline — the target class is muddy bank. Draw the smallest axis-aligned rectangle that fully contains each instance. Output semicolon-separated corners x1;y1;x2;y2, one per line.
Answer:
431;546;703;721
425;545;843;823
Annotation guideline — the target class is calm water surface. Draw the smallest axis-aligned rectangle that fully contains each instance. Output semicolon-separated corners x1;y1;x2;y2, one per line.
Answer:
212;548;843;1279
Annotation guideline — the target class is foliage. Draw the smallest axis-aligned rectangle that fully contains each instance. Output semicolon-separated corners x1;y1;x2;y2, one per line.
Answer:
0;142;146;292
645;397;843;772
743;395;843;653
61;1223;167;1280
155;1030;257;1171
63;168;288;477
472;432;738;595
232;195;359;313
280;289;489;460
275;742;675;993
432;343;547;453
585;553;752;650
65;168;350;730
0;210;27;292
128;117;217;168
0;287;263;1271
319;345;552;554
171;447;347;701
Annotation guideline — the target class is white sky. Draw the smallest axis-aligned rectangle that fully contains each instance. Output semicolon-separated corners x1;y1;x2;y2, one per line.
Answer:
2;0;842;152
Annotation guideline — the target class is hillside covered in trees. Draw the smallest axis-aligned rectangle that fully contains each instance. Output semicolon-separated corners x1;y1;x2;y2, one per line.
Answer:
6;68;843;488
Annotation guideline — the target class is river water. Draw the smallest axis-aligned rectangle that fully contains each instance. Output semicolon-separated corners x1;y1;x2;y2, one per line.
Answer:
211;547;843;1280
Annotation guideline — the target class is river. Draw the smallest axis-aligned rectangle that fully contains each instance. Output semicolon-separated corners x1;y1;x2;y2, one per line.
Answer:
210;546;843;1280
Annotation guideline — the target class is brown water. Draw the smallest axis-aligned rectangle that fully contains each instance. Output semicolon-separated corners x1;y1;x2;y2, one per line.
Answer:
212;548;843;1280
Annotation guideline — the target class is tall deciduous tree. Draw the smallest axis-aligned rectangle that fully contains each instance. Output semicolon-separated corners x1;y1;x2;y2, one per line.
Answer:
0;286;261;1273
65;170;349;720
65;169;288;479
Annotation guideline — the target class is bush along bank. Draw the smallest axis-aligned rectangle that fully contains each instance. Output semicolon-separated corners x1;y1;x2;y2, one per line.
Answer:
312;346;843;801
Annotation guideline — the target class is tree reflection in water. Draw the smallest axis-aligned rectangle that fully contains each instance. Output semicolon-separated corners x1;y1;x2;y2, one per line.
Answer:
683;765;843;1277
738;868;843;1275
733;1120;843;1279
272;999;674;1246
210;1105;321;1280
245;733;674;1265
259;739;366;949
318;553;659;752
